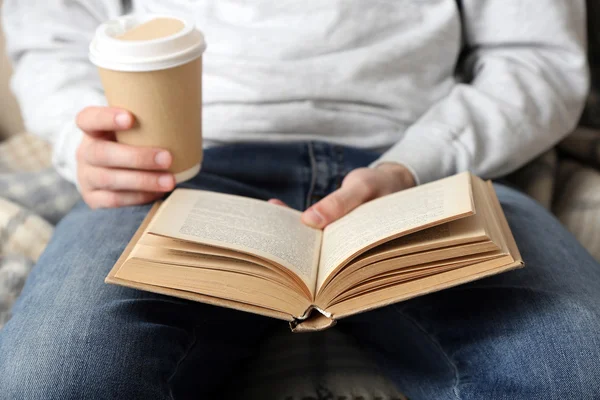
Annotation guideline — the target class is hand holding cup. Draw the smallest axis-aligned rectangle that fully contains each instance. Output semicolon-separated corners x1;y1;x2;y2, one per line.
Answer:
89;15;207;183
76;106;175;208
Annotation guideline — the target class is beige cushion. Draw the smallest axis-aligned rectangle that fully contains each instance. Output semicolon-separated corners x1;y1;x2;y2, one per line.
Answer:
0;0;25;138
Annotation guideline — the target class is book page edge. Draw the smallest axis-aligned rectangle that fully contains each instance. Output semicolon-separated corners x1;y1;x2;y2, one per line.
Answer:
327;181;524;320
105;201;294;322
107;274;293;322
106;202;162;283
485;180;524;265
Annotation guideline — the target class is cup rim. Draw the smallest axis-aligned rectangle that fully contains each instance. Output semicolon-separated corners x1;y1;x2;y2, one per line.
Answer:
89;13;206;72
100;14;193;46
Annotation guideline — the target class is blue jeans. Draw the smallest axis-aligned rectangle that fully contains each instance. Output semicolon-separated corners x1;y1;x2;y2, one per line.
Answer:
1;142;599;399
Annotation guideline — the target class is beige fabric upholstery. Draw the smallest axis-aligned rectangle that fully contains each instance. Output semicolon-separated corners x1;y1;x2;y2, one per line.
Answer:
0;0;24;139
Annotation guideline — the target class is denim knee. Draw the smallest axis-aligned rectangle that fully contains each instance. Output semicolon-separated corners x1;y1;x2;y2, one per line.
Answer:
0;321;173;400
454;293;600;399
0;326;92;400
0;297;178;400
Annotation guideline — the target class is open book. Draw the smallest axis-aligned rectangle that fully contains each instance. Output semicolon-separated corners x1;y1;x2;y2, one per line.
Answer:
107;172;523;332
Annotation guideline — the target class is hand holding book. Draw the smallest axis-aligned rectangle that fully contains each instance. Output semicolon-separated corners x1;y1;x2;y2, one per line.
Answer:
296;162;416;229
107;172;523;332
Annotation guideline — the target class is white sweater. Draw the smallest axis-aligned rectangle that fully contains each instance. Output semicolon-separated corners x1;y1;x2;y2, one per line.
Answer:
1;0;589;185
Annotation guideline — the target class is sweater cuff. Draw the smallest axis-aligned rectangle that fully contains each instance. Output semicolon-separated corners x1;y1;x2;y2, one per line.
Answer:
52;119;83;187
369;124;459;185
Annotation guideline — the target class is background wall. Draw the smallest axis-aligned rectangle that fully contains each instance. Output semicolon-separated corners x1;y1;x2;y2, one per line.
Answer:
0;0;25;139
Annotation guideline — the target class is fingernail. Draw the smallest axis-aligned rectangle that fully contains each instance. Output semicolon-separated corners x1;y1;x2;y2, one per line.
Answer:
303;208;324;228
158;175;174;189
115;112;132;128
155;151;170;167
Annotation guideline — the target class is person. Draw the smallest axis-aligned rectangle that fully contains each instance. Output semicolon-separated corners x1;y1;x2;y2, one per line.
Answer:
1;1;599;398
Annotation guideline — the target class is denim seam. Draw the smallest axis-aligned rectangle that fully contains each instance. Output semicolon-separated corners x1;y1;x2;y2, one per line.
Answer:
305;142;318;209
392;305;462;400
167;328;199;400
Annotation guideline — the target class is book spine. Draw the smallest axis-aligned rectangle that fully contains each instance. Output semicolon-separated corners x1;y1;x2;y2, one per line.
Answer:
290;306;336;333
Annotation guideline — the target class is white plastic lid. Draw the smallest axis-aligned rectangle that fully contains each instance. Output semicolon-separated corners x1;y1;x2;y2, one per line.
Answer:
89;14;206;72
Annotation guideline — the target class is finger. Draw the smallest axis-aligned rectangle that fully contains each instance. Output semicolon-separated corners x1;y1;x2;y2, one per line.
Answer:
86;166;175;192
301;182;374;229
84;190;164;209
268;199;289;207
76;106;135;134
83;140;172;170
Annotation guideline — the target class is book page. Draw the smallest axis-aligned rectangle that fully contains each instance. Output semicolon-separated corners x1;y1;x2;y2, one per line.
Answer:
348;206;490;267
106;202;299;321
316;172;475;289
147;189;322;294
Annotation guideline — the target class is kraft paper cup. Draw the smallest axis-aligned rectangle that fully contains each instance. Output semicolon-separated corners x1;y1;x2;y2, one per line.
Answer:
90;15;206;183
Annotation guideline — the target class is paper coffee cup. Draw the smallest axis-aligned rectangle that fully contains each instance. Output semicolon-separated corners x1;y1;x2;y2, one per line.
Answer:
89;15;206;183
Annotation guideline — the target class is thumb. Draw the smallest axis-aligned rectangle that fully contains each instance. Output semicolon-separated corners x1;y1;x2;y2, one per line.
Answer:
76;107;134;138
302;181;373;229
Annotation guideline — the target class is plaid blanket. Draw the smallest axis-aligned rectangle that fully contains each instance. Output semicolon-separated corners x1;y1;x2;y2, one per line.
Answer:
0;134;80;326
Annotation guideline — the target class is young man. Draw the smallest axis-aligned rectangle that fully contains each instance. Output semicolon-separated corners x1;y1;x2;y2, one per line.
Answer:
2;1;599;398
